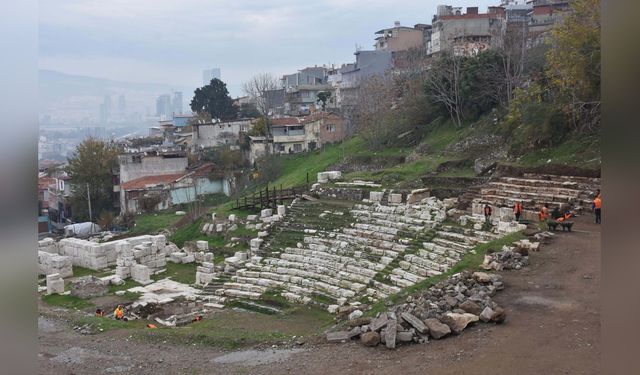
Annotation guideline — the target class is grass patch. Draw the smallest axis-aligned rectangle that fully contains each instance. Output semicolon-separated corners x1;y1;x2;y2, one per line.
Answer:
138;306;333;349
72;266;112;278
513;133;601;169
108;279;141;293
366;231;526;316
153;262;197;285
42;294;94;310
129;212;182;236
73;316;147;333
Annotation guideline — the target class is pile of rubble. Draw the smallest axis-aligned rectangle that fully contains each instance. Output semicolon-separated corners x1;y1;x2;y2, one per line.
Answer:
327;270;507;348
480;237;546;271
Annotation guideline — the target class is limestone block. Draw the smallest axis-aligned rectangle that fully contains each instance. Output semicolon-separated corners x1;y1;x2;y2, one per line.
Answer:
234;252;248;261
216;223;225;232
181;254;195;264
369;191;384;202
277;205;286;216
211;213;217;220
388;193;402;204
258;231;268;238
131;264;152;284
260;209;272;218
317;172;329;183
228;214;236;222
46;277;65;295
175;211;186;216
247;215;258;221
115;266;130;279
196;240;209;251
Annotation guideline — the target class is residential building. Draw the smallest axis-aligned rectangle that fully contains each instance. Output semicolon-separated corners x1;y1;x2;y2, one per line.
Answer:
172;113;194;127
191;119;252;150
270;113;347;155
430;6;506;56
116;149;188;186
374;21;425;52
119;163;231;213
203;68;221;85
282;66;331;115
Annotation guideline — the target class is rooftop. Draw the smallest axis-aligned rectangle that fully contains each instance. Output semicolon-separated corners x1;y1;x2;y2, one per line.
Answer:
120;173;186;191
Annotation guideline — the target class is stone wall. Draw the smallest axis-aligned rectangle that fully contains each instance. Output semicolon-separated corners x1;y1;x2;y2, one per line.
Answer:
44;234;167;271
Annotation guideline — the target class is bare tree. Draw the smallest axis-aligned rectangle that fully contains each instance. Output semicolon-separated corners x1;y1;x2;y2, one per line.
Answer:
354;74;398;149
424;51;463;127
242;73;280;139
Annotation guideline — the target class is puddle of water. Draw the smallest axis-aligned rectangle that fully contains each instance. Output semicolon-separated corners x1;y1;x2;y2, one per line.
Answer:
212;348;305;366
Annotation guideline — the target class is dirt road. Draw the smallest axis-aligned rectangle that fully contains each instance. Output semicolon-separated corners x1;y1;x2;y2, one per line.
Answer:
38;216;600;375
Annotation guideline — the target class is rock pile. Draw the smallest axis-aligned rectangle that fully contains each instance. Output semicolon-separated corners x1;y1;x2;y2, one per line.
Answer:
326;270;507;348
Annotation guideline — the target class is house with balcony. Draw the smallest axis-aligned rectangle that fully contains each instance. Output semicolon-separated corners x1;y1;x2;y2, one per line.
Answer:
282;66;332;115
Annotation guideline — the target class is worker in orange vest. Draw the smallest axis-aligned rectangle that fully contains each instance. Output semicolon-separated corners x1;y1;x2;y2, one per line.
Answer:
114;305;124;320
513;202;523;222
593;195;602;224
539;204;549;222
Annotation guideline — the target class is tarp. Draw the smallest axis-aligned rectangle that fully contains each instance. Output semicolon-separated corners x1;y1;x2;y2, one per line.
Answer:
64;222;101;237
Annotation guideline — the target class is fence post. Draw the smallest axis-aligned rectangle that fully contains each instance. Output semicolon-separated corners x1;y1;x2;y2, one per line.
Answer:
259;190;262;209
306;172;309;191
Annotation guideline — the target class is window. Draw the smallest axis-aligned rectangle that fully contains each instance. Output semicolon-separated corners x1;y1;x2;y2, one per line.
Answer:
278;144;285;151
326;124;336;132
293;143;302;152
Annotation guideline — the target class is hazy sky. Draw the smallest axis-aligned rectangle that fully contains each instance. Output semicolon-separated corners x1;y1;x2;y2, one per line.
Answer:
39;0;495;97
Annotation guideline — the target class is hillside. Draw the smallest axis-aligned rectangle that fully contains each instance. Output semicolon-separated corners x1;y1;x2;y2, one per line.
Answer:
265;115;600;192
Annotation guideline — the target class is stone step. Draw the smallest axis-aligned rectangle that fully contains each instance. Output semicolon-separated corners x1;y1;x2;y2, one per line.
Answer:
487;181;588;197
219;288;262;300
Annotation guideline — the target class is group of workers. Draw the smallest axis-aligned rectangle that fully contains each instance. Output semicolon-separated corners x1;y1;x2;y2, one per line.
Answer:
481;188;602;225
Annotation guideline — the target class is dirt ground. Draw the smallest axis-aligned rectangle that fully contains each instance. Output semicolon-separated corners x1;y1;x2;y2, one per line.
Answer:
38;216;600;375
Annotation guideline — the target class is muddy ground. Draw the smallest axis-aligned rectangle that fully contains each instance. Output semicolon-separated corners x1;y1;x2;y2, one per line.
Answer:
38;216;600;375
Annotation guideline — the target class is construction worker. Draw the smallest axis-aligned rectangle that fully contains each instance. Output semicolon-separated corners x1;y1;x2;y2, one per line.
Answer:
483;204;492;223
593;195;602;224
114;305;124;320
513;201;523;222
539;204;549;222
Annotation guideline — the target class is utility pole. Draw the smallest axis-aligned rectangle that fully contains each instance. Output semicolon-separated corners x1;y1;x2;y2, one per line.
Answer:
86;183;93;222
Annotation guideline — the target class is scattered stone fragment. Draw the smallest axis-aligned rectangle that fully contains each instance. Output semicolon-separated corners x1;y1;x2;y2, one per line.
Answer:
361;331;380;347
424;318;450;339
459;300;483;315
385;320;397;349
401;312;427;334
326;331;351;343
348;310;363;321
441;313;479;334
479;306;494;323
490;306;507;323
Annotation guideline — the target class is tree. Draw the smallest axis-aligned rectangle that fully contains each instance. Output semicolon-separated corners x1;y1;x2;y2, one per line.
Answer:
546;0;600;130
424;52;464;127
354;74;397;149
190;78;238;121
242;73;280;138
238;102;260;118
316;91;332;111
66;138;119;222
